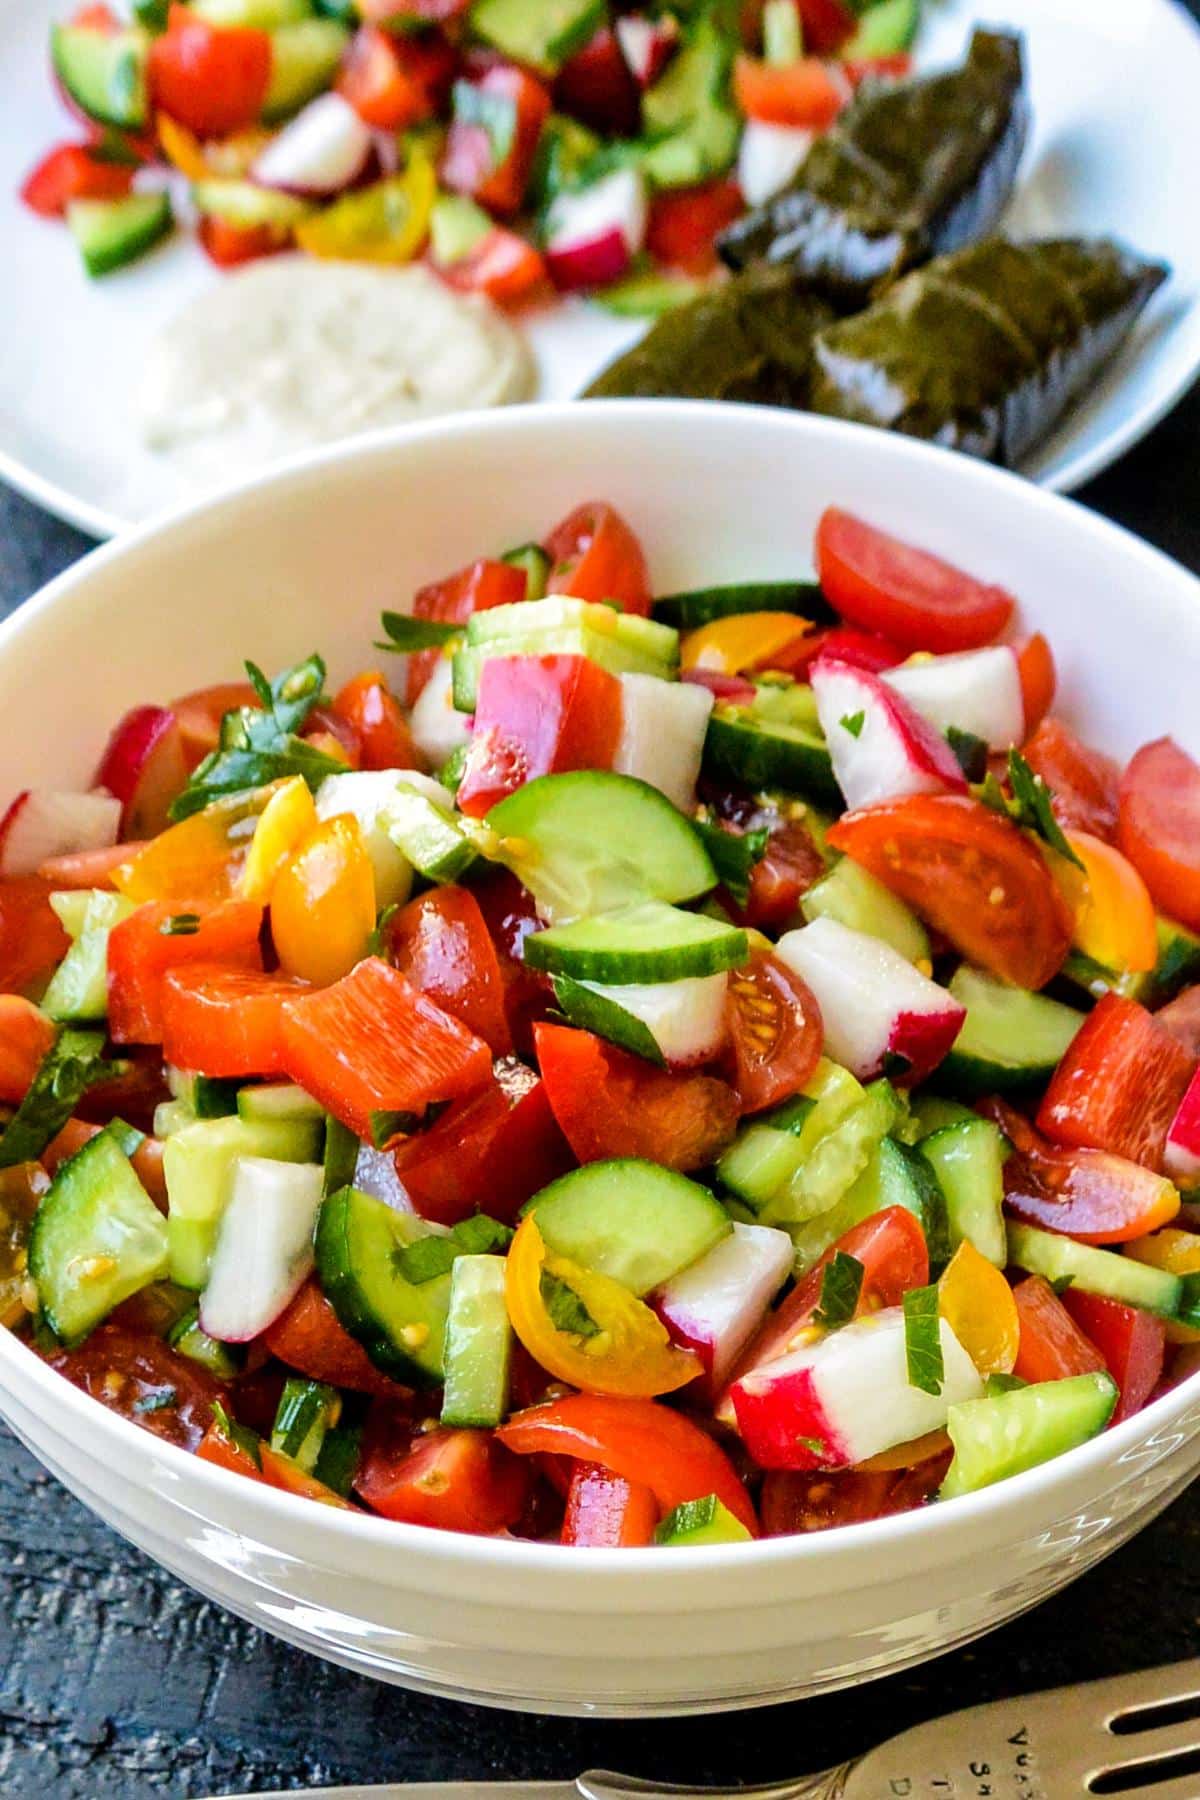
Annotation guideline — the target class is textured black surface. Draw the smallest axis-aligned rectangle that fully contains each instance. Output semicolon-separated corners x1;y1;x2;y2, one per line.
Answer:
4;320;1200;1799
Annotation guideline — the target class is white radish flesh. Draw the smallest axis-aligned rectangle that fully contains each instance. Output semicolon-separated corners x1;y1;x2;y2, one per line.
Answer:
654;1221;794;1393
199;1156;324;1343
612;672;713;811
0;789;121;877
883;646;1025;749
409;655;471;767
316;768;454;908
579;971;728;1066
252;93;373;196
737;119;813;206
615;13;679;87
543;167;648;292
811;657;967;811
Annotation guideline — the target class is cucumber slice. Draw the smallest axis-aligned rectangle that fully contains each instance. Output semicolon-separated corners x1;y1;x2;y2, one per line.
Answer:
654;580;830;632
431;193;493;265
703;706;839;808
312;1421;362;1497
525;900;747;983
52;24;148;129
237;1082;326;1125
469;0;603;76
49;890;94;939
454;597;678;711
784;1125;940;1273
801;858;929;964
271;1377;339;1471
154;1098;196;1138
1006;1221;1183;1316
486;771;717;922
501;542;551;602
166;1304;243;1379
551;976;665;1064
907;1095;975;1141
640;13;739;188
936;967;1084;1098
67;192;172;278
164;1113;323;1290
192;0;311;24
382;783;479;884
591;268;704;319
940;1371;1117;1501
41;890;135;1021
30;1131;168;1344
919;1117;1006;1267
529;1158;731;1295
440;1254;512;1428
655;1493;752;1545
191;179;314;229
261;19;351;121
314;1186;451;1385
842;0;919;57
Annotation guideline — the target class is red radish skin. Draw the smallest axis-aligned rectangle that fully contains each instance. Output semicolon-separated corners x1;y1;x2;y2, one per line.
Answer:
545;225;631;291
652;1222;794;1397
1166;1066;1200;1184
0;790;121;877
811;657;968;812
95;705;188;839
615;13;679;87
543;167;647;292
731;1363;848;1471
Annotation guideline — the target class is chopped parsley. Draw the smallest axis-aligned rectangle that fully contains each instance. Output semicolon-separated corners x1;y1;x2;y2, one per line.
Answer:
902;1284;944;1397
169;654;345;821
539;1270;600;1339
377;613;463;653
393;1214;514;1286
976;750;1084;869
813;1251;864;1330
159;912;201;937
694;818;770;910
946;725;989;783
0;1029;123;1171
840;710;865;739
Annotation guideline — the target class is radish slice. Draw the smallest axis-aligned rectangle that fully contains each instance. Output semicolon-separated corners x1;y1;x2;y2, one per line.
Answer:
776;916;965;1083
612;672;713;811
252;93;373;197
615;13;679;87
95;704;188;839
737;119;813;207
409;655;471;767
579;971;728;1066
199;1156;324;1343
544;167;648;293
1167;1067;1200;1185
0;789;121;878
811;656;968;810
883;646;1025;749
730;1306;983;1469
316;768;454;909
653;1221;794;1394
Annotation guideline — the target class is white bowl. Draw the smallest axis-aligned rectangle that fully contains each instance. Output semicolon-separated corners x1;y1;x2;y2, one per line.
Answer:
3;402;1200;1717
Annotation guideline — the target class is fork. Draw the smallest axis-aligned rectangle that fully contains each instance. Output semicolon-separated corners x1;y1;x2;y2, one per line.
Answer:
209;1656;1200;1800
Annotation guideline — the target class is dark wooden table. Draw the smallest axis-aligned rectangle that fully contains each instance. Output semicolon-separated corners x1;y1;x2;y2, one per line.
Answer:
4;378;1200;1799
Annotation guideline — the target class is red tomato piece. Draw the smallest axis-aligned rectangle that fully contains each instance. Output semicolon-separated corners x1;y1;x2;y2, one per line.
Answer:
356;1425;529;1533
263;1279;407;1397
553;26;640;136
392;1061;572;1226
1156;986;1200;1060
1011;1275;1107;1385
36;842;143;889
760;1457;947;1535
160;963;307;1078
1119;737;1200;932
74;1046;170;1133
827;793;1073;990
499;1394;758;1536
331;669;425;772
406;557;527;706
106;899;264;1044
198;213;288;268
196;1420;270;1484
534;1021;740;1172
561;1461;659;1546
170;681;261;768
0;996;55;1103
336;25;455;129
21;142;135;216
797;0;855;53
1037;993;1195;1173
440;64;550;216
815;508;1015;653
723;949;822;1112
544;500;652;616
42;1326;223;1451
1002;1141;1179;1245
437;227;548;304
1015;633;1056;739
1061;1288;1165;1426
41;1115;168;1209
149;6;271;137
0;876;70;995
780;624;905;679
698;783;826;932
71;2;120;26
733;54;845;127
455;654;623;817
279;956;492;1138
1022;717;1121;842
645;178;743;275
471;868;555;1054
385;885;512;1053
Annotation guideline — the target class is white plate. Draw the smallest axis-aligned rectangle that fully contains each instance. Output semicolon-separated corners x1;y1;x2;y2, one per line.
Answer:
1;0;1199;536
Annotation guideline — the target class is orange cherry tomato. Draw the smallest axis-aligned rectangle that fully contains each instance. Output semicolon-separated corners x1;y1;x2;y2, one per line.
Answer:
239;776;317;903
271;814;376;987
733;54;845;126
543;501;652;616
1057;830;1158;975
0;995;55;1103
1118;737;1200;932
937;1240;1019;1377
332;669;426;772
681;612;817;676
1016;633;1056;739
170;680;261;768
114;784;284;906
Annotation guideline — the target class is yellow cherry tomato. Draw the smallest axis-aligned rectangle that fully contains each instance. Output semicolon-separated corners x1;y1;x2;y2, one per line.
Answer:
1057;830;1158;974
680;612;816;676
938;1239;1020;1376
271;814;376;986
239;776;318;903
157;113;271;179
1126;1227;1200;1344
505;1216;700;1398
295;154;436;265
114;783;286;905
856;1428;950;1472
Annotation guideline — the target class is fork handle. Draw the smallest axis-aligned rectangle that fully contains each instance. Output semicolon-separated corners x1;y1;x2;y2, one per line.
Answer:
578;1764;857;1800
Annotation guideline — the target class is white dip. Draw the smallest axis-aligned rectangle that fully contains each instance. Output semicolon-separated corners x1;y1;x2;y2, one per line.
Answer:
138;257;536;487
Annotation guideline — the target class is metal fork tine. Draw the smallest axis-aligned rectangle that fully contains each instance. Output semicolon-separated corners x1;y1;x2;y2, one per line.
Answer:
1109;1778;1200;1800
1093;1661;1200;1722
1100;1716;1200;1765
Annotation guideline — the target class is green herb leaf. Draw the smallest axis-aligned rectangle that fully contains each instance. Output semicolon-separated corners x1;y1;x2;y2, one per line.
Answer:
902;1284;944;1397
946;725;989;783
394;1213;514;1285
813;1250;864;1330
975;753;1084;869
169;654;344;821
0;1028;123;1170
132;1386;177;1415
985;1372;1027;1397
539;1270;600;1339
450;1213;515;1257
840;710;865;739
438;741;469;794
211;1399;262;1468
694;819;769;910
368;1107;419;1150
796;1435;827;1459
1050;1273;1075;1296
378;613;464;652
159;912;202;937
366;903;399;961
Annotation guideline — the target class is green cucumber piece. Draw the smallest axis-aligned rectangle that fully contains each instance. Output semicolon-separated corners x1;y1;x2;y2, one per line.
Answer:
801;858;929;963
525;901;747;983
655;1493;752;1545
67;192;172;278
49;890;94;939
440;1254;512;1427
383;783;479;884
918;1117;1006;1267
52;24;148;128
529;1159;730;1296
430;193;493;265
168;1072;241;1119
261;19;350;121
640;14;738;188
237;1082;326;1125
842;0;919;57
784;1125;940;1274
192;0;311;24
653;580;830;631
703;706;839;808
551;975;665;1064
486;771;717;922
591;268;705;319
501;541;551;602
191;179;314;229
164;1113;323;1290
153;1098;196;1138
936;967;1084;1098
323;1116;359;1197
940;1371;1118;1501
454;597;678;711
1006;1221;1183;1316
271;1377;340;1471
41;890;135;1021
314;1186;451;1386
312;1421;362;1497
166;1304;242;1379
30;1131;168;1344
906;1095;975;1141
469;0;603;76
763;0;802;65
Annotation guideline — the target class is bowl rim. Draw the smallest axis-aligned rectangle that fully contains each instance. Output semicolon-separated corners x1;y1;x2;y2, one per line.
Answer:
4;397;1200;1580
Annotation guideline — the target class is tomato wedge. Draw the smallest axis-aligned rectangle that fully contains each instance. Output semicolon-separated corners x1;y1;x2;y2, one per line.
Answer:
107;899;264;1044
645;178;743;275
406;557;527;705
723;949;823;1112
0;996;55;1104
42;1326;222;1452
21;142;135;216
1015;633;1056;739
331;670;426;772
263;1279;407;1398
386;886;512;1053
760;1459;948;1535
1037;993;1195;1173
534;1021;740;1171
699;785;825;932
160;964;307;1078
1011;1275;1107;1385
0;876;70;995
561;1462;659;1546
355;1425;529;1533
198;215;288;267
815;509;1015;653
472;868;555;1055
543;501;652;616
392;1064;572;1226
1118;737;1200;931
1061;1288;1165;1425
436;227;548;304
1023;717;1121;842
1002;1142;1179;1246
149;6;271;137
498;1394;758;1536
827;793;1072;990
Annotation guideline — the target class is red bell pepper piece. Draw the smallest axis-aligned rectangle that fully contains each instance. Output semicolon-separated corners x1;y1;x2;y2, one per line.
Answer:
160;963;307;1078
440;64;551;217
646;178;744;274
455;654;623;817
1011;1275;1107;1385
553;26;639;136
406;556;527;706
0;996;56;1103
392;1063;572;1225
561;1461;659;1546
1037;993;1195;1173
385;885;512;1053
435;226;548;304
279;955;492;1138
21;142;135;217
331;669;426;772
198;214;290;268
796;0;855;54
543;500;652;615
263;1279;406;1398
355;1424;529;1532
106;899;264;1044
149;5;271;137
1061;1288;1166;1426
336;25;455;129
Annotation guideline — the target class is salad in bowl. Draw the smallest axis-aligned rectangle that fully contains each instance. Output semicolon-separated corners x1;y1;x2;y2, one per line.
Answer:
4;491;1200;1552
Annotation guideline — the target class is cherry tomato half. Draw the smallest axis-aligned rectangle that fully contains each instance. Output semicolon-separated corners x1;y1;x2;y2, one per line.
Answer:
815;508;1015;653
723;949;823;1113
544;501;652;616
1119;737;1200;932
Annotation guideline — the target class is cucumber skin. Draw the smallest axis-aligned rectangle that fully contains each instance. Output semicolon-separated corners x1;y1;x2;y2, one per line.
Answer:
552;976;666;1066
52;24;148;129
529;1158;731;1297
654;581;833;632
1006;1221;1183;1317
940;1371;1117;1501
314;1188;447;1387
703;711;841;809
525;905;748;984
68;193;172;278
919;1118;1007;1269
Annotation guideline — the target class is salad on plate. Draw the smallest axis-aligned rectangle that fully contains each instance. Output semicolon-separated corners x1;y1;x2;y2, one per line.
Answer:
4;498;1200;1547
